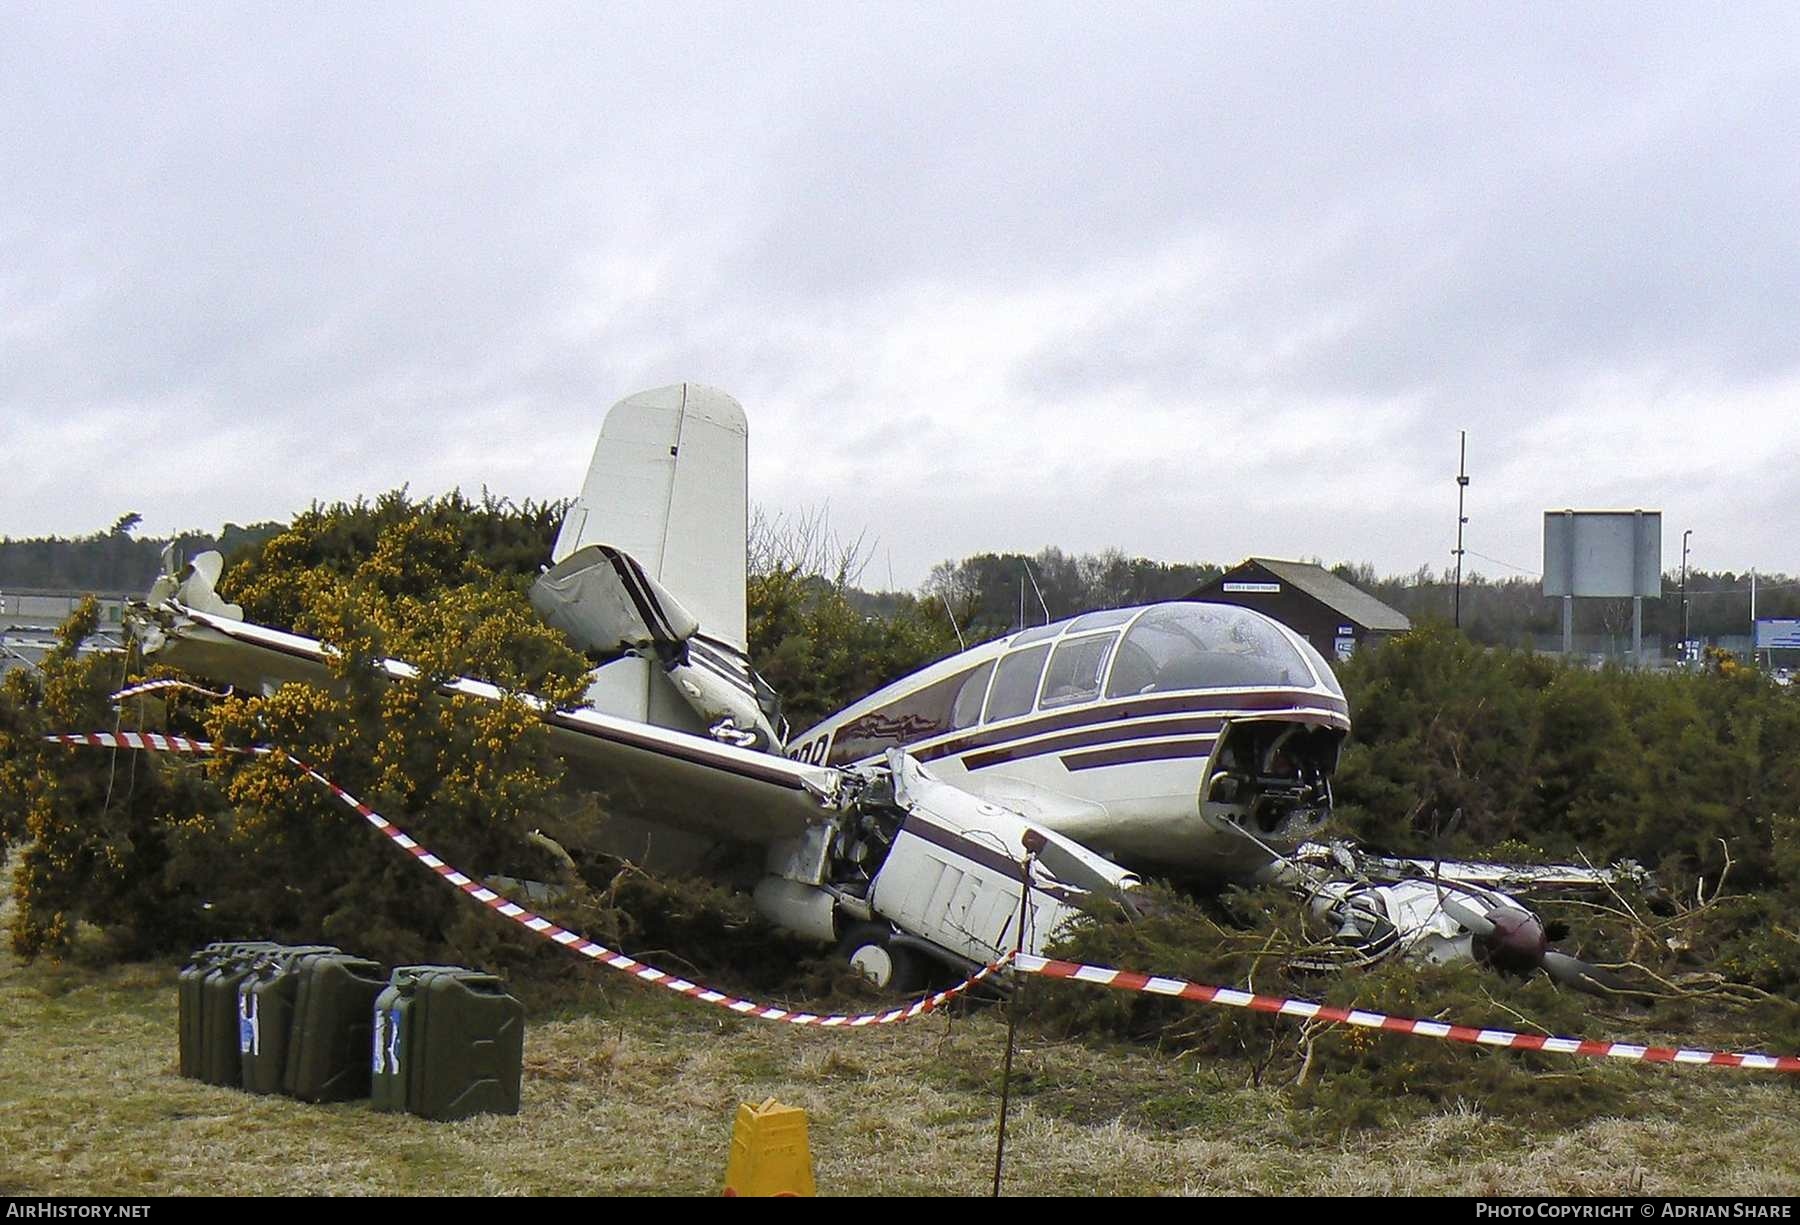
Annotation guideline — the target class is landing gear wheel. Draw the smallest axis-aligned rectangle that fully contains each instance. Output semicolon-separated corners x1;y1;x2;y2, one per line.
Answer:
838;924;923;994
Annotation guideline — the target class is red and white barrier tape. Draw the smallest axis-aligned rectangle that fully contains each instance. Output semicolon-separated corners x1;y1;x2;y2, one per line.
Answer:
111;678;234;703
1012;955;1800;1073
45;731;1006;1027
45;730;1800;1071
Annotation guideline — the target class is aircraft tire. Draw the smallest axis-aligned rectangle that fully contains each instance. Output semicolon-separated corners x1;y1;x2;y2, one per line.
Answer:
838;924;924;994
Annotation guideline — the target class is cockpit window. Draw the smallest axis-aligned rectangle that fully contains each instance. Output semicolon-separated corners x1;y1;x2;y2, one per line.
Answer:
1291;634;1344;697
1068;608;1135;633
950;659;996;728
1038;632;1119;709
984;644;1051;723
1009;622;1065;647
1104;604;1317;697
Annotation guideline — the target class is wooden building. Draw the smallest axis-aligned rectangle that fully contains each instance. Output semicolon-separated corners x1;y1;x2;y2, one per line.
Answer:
1186;558;1411;661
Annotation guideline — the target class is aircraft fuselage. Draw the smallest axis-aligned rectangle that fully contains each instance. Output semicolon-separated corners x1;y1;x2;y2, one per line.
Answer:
788;601;1350;881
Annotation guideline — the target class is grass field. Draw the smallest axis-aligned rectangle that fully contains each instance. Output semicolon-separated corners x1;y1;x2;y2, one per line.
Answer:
4;939;1800;1198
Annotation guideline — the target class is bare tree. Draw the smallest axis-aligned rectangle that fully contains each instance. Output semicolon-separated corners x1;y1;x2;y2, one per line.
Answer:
748;503;874;589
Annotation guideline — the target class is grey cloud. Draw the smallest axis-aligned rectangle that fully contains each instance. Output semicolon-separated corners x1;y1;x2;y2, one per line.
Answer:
4;4;1799;583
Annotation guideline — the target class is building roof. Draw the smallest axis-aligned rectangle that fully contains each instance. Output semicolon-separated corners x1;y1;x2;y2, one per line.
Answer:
1204;558;1413;632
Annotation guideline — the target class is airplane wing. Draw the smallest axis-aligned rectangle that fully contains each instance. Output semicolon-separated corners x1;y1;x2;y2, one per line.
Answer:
130;596;841;851
1338;845;1648;892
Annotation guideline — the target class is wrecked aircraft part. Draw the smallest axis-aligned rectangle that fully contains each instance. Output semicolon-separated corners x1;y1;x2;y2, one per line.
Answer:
706;718;759;749
131;595;845;858
120;391;1652;997
530;544;701;663
663;649;779;751
1272;837;1649;988
1470;906;1549;977
133;582;1118;981
1290;866;1625;994
80;726;1800;1068
1199;719;1339;840
863;753;1138;973
837;923;925;993
754;752;1139;982
147;547;244;622
752;876;839;944
133;565;1633;997
531;544;783;752
790;600;1352;884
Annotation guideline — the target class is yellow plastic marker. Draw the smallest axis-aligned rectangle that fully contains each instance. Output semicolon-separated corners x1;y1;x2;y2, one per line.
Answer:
722;1097;816;1197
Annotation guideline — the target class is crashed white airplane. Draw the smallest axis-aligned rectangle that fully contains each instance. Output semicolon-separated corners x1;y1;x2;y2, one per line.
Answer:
131;383;1629;992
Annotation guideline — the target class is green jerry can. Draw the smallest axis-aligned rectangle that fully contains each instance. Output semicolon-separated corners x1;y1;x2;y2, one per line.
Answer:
371;966;526;1121
183;942;278;1087
237;945;340;1095
283;952;387;1102
179;942;239;1079
370;966;464;1112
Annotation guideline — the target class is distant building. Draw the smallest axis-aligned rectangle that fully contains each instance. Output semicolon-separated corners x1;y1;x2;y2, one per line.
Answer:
1185;558;1411;661
0;588;131;628
0;588;131;678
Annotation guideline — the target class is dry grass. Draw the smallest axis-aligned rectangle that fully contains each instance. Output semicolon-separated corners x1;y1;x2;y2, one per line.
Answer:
4;941;1800;1197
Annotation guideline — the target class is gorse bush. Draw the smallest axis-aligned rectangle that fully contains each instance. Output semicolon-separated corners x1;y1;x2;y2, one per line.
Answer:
1335;625;1800;893
5;497;590;966
0;494;880;990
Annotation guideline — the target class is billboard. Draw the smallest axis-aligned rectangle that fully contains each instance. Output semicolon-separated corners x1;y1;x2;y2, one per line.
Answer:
1542;510;1662;599
1755;619;1800;650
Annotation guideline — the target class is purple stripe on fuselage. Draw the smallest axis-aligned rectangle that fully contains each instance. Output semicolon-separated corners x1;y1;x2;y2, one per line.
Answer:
1060;738;1218;771
910;688;1348;765
960;716;1225;771
899;814;1075;901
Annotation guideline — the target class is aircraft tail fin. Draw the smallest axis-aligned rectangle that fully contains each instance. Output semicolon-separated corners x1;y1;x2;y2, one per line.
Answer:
547;384;778;746
553;383;748;647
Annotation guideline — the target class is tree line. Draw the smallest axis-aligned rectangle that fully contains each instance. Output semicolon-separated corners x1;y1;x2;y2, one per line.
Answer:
0;516;284;593
10;511;1788;651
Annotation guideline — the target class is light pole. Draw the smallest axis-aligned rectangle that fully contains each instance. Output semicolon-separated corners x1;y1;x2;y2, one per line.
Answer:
1453;431;1469;629
1680;529;1693;660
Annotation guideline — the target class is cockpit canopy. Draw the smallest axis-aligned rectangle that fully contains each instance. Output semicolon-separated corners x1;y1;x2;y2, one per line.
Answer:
1103;602;1343;699
811;601;1344;767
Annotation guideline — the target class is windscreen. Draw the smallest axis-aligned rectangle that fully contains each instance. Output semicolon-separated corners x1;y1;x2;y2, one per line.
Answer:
1104;604;1319;697
1291;634;1345;697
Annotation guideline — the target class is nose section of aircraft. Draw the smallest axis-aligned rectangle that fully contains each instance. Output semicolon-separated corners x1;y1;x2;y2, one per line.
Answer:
1472;908;1548;976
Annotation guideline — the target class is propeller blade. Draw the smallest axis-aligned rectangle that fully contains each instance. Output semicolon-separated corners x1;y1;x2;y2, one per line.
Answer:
191;551;225;589
1542;950;1626;996
1438;895;1498;938
172;550;243;620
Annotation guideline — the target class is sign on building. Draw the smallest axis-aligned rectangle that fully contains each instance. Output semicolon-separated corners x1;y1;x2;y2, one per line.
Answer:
1754;619;1800;650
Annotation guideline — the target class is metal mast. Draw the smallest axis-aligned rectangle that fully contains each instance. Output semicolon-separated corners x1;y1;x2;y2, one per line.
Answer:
1454;431;1469;629
1681;529;1693;658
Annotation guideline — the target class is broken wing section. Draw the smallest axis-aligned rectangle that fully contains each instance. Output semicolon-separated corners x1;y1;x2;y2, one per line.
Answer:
531;544;702;661
130;595;839;853
530;543;783;751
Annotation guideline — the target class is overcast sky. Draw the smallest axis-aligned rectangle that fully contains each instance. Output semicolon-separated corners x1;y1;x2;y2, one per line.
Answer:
4;4;1797;589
